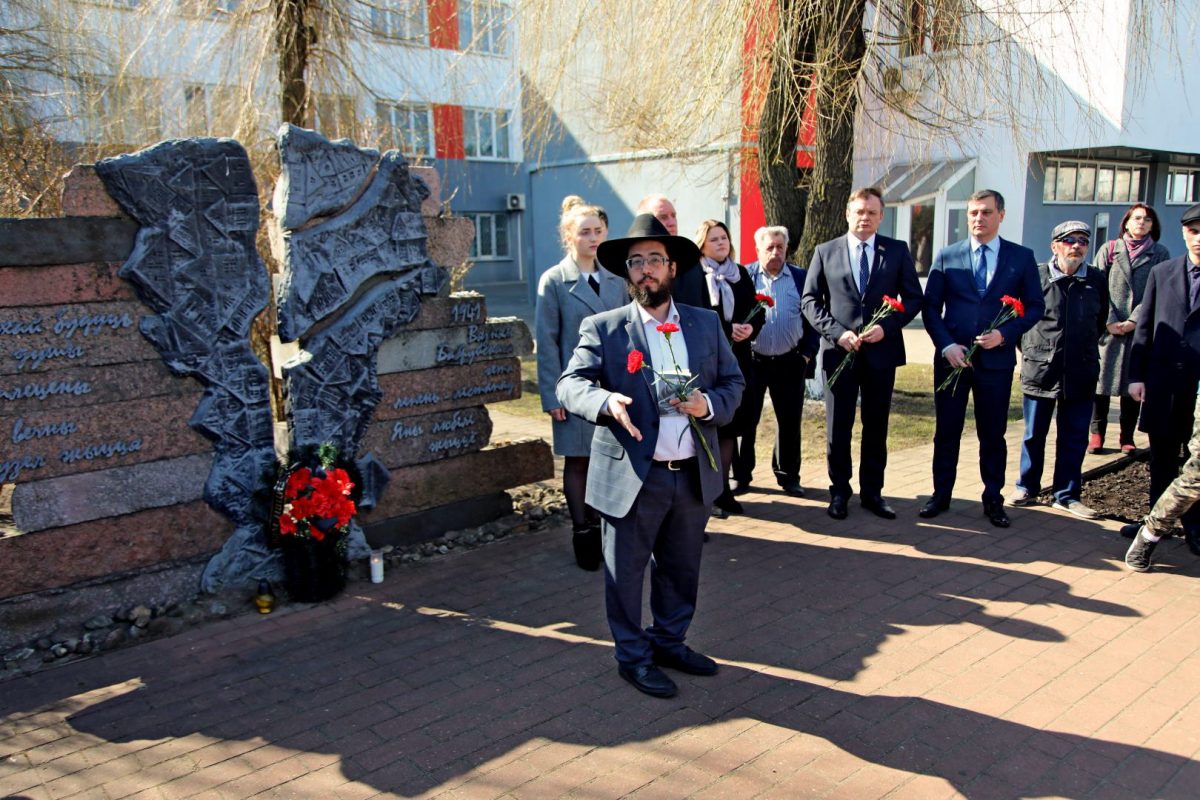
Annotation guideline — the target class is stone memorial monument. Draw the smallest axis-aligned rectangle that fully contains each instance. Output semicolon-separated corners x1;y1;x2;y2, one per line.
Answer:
0;127;551;645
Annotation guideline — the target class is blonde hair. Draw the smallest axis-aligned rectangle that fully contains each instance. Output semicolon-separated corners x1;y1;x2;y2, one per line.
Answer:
559;195;605;252
694;219;736;262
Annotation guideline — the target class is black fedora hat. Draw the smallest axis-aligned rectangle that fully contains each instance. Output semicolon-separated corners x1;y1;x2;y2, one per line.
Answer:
597;213;701;280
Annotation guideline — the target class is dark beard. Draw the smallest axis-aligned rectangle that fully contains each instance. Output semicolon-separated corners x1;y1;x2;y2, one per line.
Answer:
628;275;673;307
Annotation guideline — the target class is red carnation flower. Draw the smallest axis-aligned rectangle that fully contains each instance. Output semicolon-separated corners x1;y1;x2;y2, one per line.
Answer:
755;293;775;308
1001;295;1025;318
279;511;297;535
627;350;645;373
284;467;311;500
656;322;680;334
883;295;904;313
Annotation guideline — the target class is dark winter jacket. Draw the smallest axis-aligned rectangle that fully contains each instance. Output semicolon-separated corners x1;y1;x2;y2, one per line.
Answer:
1019;260;1109;401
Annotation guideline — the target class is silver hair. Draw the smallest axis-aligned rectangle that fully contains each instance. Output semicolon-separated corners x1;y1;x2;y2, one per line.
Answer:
755;225;790;247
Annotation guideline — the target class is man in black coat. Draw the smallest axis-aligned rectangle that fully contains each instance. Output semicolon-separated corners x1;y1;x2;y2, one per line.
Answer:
636;194;707;309
1008;221;1108;518
1127;202;1200;537
802;187;923;520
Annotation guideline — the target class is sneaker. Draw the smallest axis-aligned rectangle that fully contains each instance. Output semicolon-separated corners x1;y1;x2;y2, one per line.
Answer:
1007;487;1037;507
1088;433;1103;454
1124;529;1159;572
1052;499;1100;519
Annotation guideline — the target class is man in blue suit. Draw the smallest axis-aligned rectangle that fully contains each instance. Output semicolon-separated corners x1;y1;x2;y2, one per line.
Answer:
556;214;745;698
920;190;1045;527
803;187;923;520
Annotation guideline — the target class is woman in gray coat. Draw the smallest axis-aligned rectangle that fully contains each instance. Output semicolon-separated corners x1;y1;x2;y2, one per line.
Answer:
535;196;625;570
1090;203;1170;453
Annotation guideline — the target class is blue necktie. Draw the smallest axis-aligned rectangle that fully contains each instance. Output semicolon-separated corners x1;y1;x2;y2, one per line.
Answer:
974;244;989;297
859;242;870;296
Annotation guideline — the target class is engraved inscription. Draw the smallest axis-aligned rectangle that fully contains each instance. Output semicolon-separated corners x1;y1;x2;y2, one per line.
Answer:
0;378;92;403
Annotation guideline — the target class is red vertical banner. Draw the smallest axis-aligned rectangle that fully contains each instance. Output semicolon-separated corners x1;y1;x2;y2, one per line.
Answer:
739;0;773;260
429;0;459;50
433;104;465;159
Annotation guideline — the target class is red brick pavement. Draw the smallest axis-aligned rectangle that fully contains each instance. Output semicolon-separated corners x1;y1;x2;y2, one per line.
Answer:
2;410;1198;799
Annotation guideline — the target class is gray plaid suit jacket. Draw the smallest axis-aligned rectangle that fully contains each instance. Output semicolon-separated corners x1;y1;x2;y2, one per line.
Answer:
556;301;745;518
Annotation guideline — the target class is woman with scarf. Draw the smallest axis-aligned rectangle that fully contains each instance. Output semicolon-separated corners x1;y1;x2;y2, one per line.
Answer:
694;219;763;516
536;196;623;571
1090;203;1170;453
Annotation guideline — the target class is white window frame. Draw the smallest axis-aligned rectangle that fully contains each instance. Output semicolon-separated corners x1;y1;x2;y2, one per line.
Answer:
1043;158;1148;205
313;92;358;139
463;107;511;160
1165;167;1200;205
898;0;958;60
376;101;433;158
84;75;163;144
181;83;241;137
370;0;428;45
458;0;509;55
466;212;511;260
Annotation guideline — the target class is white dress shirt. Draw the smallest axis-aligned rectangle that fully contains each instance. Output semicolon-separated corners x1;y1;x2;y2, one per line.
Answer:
845;233;878;295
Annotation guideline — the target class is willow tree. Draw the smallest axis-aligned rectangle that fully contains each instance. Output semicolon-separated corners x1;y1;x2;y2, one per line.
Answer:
518;0;1175;260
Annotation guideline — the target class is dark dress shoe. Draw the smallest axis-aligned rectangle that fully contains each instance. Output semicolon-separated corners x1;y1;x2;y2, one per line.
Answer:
918;497;950;518
618;664;678;697
779;480;805;497
731;481;753;496
862;497;897;520
652;646;719;676
713;491;744;515
983;502;1011;528
827;496;849;520
571;525;602;571
1120;522;1141;539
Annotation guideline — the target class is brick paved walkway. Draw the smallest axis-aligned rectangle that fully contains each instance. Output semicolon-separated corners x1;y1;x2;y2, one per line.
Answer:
3;410;1199;799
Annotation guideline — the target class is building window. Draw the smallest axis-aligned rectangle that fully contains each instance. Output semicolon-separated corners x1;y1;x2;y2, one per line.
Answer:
177;0;239;17
376;101;433;157
1166;168;1200;205
85;75;163;144
182;84;241;137
466;212;510;259
458;0;508;55
370;0;428;44
463;108;510;159
313;93;357;138
1042;159;1147;204
899;0;957;58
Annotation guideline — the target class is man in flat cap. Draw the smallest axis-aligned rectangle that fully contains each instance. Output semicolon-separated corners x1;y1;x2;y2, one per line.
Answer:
557;214;744;699
1007;221;1108;518
1125;202;1200;549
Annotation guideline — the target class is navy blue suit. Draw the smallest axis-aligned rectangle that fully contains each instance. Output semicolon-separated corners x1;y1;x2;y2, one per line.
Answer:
803;234;923;500
922;237;1044;505
1128;255;1200;518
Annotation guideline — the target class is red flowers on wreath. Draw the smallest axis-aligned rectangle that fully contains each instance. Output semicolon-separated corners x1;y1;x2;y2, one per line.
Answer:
278;444;358;542
626;350;645;373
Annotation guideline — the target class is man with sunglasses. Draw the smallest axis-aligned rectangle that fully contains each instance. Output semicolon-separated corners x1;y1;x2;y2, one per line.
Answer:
1008;221;1108;518
557;214;744;699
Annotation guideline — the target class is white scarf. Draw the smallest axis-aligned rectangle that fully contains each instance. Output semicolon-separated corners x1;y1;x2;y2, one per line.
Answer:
701;256;740;321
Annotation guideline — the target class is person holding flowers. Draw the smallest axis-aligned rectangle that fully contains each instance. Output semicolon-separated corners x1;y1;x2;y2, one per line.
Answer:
920;190;1044;528
802;187;922;521
556;214;744;699
693;219;764;516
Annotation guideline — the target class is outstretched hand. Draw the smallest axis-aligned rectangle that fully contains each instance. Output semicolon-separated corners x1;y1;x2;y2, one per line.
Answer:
606;393;642;441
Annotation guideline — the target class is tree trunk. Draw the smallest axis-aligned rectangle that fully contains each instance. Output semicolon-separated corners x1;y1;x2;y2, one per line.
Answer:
756;0;813;255
273;0;315;127
796;0;867;265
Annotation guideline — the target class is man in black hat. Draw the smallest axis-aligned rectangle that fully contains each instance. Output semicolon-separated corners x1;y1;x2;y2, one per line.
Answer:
1007;220;1108;519
556;214;744;698
1126;202;1200;543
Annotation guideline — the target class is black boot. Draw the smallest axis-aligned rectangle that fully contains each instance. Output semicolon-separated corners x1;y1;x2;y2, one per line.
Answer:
572;523;602;571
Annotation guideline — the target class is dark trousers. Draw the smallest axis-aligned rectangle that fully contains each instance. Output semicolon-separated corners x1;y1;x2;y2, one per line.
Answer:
824;356;896;500
601;461;708;668
1016;394;1092;503
1147;380;1200;529
733;350;805;486
931;362;1013;505
1090;393;1140;442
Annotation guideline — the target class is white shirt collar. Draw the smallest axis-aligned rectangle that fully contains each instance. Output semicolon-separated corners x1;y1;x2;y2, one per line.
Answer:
636;300;680;327
846;232;877;250
970;236;998;253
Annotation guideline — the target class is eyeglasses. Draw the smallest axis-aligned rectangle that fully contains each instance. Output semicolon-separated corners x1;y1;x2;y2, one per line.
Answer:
1059;236;1090;247
625;254;671;270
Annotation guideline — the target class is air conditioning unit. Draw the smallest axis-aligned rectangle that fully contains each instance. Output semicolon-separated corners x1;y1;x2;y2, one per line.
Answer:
506;193;526;211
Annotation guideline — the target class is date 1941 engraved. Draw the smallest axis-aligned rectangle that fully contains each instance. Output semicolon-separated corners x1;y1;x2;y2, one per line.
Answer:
451;301;482;324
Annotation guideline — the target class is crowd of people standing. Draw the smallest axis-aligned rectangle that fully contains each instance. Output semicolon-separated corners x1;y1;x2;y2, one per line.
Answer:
535;187;1200;697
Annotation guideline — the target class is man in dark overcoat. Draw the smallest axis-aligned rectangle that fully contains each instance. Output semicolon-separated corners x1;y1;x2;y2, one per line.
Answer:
556;214;744;699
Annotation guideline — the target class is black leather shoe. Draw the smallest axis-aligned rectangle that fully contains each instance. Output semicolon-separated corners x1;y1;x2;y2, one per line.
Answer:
731;481;753;496
572;525;601;572
779;480;805;497
652;646;719;676
918;497;950;518
827;496;849;520
862;496;897;520
983;501;1011;528
1120;522;1141;539
618;664;678;697
713;491;744;515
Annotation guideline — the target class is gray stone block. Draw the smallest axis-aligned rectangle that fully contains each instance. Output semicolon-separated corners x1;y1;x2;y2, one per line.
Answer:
376;318;533;374
273;125;380;230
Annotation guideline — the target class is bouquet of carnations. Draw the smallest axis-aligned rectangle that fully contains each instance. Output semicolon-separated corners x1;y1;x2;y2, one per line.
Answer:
936;294;1026;393
826;295;905;390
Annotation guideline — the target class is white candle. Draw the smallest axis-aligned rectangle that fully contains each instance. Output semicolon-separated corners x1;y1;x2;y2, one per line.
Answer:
369;551;384;583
